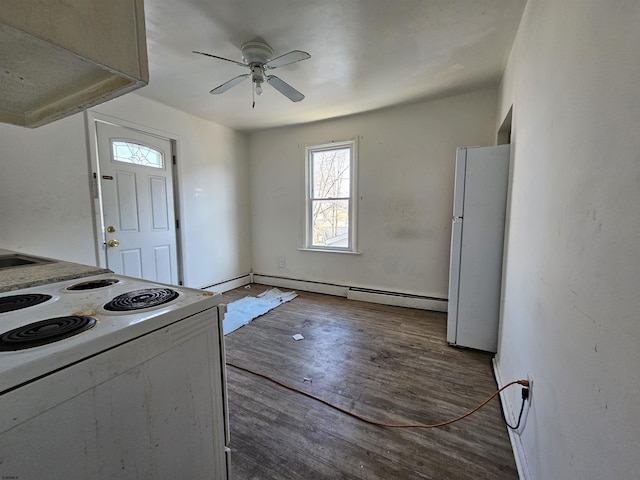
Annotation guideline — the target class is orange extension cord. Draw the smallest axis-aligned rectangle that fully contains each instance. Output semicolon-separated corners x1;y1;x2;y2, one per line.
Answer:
227;361;529;429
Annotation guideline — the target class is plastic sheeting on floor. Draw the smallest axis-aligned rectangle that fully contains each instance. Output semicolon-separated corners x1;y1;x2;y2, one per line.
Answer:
223;288;297;335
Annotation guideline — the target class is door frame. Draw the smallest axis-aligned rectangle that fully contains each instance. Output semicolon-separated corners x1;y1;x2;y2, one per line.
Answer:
85;110;184;285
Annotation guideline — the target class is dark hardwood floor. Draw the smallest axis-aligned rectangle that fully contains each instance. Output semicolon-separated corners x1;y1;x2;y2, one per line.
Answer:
219;284;518;480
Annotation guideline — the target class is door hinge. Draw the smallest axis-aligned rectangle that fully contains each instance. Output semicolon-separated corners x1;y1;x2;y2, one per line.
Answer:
172;155;176;165
175;219;180;229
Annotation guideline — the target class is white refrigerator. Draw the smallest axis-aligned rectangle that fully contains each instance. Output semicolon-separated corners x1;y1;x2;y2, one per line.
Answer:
447;145;510;353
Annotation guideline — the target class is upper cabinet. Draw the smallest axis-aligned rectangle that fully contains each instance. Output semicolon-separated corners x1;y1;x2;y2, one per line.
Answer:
0;0;148;128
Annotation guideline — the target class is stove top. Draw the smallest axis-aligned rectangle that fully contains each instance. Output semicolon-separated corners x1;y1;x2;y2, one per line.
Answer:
0;274;220;393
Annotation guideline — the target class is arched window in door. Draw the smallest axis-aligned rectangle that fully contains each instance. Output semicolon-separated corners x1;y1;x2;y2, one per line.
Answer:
111;140;164;169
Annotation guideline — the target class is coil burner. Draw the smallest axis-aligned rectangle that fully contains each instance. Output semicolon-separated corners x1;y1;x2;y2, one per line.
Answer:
0;316;97;351
66;279;120;291
103;288;179;312
0;293;52;314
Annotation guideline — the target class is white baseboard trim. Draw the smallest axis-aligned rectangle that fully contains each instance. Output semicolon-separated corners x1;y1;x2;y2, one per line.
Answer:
252;274;447;311
202;274;251;293
493;358;532;480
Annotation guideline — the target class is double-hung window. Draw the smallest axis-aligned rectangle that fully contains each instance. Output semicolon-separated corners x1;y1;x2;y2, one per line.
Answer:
304;140;357;252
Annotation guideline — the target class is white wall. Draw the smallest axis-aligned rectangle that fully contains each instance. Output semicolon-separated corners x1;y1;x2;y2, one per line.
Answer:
495;1;640;479
0;93;251;289
0;114;97;265
249;88;497;298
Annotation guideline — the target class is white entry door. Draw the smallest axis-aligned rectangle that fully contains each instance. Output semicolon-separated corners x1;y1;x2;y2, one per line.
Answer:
96;122;178;284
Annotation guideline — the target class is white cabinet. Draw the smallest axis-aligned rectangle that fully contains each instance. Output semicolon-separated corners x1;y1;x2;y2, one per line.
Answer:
0;0;148;128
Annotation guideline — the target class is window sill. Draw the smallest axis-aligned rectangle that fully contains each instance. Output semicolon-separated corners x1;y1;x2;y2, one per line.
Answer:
298;247;362;255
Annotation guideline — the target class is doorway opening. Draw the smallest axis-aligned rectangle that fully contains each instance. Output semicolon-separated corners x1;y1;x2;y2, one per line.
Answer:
498;106;512;145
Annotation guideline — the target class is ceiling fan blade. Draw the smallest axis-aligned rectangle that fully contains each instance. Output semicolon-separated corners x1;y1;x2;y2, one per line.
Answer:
193;51;247;68
266;75;305;102
265;50;310;69
210;74;250;94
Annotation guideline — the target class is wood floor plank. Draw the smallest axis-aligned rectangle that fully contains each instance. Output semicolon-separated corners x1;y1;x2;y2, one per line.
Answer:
219;285;518;479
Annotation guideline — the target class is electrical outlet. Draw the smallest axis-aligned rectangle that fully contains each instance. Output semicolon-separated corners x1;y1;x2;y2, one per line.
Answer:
278;256;286;268
526;372;533;402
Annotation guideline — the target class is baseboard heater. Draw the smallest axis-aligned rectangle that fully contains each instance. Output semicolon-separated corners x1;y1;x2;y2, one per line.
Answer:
201;274;251;293
252;274;447;312
346;287;448;312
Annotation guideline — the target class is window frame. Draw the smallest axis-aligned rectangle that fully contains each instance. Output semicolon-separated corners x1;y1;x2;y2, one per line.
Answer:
303;139;358;253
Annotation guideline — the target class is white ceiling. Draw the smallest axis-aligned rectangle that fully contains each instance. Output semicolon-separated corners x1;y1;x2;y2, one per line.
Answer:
138;0;526;132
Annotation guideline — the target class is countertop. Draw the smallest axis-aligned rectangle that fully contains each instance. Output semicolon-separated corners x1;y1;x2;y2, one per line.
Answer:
0;249;111;293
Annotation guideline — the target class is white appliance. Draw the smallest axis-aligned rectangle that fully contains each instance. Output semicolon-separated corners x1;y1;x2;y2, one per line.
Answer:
448;145;510;353
0;273;230;479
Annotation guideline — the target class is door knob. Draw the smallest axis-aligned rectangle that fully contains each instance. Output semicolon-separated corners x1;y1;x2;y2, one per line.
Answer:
107;239;120;247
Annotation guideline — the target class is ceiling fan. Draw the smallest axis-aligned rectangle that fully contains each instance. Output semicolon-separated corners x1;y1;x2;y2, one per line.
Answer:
193;41;310;105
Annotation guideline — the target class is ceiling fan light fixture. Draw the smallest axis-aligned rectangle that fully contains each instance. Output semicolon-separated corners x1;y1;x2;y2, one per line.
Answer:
250;64;265;96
